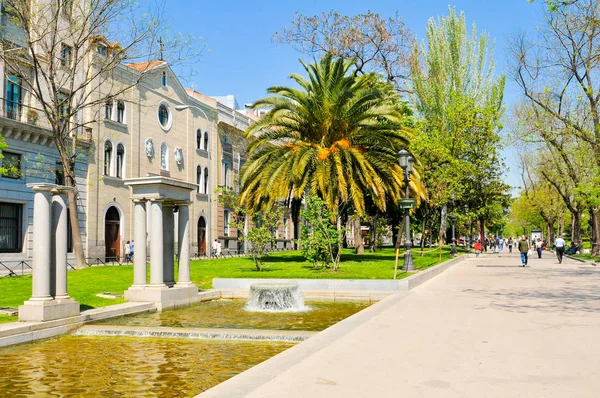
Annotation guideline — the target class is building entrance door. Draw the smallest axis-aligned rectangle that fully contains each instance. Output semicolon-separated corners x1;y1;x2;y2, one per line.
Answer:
105;206;120;261
198;217;206;256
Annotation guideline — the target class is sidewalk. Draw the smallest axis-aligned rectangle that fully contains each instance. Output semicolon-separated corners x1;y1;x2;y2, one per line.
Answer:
201;250;600;397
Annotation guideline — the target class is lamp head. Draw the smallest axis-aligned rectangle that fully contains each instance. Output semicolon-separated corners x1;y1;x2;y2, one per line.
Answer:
398;149;410;170
175;105;189;111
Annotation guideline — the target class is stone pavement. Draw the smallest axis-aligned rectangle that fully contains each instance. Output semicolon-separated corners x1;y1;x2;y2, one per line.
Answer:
201;250;600;398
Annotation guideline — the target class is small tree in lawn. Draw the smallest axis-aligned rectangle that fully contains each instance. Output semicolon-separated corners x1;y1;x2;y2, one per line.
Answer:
299;196;342;271
217;188;282;271
246;209;283;271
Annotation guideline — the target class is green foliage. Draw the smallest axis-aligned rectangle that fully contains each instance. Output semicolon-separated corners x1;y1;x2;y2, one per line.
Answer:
410;7;509;241
374;217;390;248
240;53;413;217
245;209;283;271
299;196;342;270
216;187;282;271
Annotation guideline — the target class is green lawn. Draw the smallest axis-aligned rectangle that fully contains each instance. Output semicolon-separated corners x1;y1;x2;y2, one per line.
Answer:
0;247;457;324
571;253;600;262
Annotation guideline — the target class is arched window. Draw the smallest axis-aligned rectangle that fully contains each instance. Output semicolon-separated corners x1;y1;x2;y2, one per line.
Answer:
196;165;202;193
116;100;125;123
162;71;167;87
203;167;209;194
104;140;113;176
204;131;209;151
160;142;168;170
104;100;112;120
116;143;125;178
196;129;201;150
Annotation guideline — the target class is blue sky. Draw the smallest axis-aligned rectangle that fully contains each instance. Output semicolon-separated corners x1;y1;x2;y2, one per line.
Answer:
164;0;545;192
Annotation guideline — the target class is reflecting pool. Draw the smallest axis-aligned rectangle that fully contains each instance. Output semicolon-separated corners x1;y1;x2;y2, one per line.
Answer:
93;299;371;331
0;335;292;397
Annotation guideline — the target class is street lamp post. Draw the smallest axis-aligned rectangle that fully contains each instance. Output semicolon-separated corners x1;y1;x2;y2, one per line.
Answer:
398;149;415;271
175;104;213;258
450;193;457;256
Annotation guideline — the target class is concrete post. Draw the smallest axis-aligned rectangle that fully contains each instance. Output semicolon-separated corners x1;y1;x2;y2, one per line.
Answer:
31;186;53;301
163;204;175;287
177;204;191;284
133;200;147;286
52;192;69;299
150;200;165;286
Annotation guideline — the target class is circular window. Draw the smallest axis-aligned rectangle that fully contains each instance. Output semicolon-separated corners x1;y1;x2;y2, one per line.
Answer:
157;102;172;131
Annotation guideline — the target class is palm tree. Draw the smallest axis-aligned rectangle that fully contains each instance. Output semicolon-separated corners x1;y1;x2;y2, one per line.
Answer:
240;54;416;264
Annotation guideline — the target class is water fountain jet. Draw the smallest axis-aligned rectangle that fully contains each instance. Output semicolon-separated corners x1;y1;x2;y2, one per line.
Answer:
245;283;310;312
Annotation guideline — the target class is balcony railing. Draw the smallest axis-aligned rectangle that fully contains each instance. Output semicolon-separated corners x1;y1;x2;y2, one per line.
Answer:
0;98;92;143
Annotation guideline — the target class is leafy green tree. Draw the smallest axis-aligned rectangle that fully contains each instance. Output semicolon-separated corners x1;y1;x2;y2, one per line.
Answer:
410;7;506;243
217;188;282;271
299;196;341;270
510;0;600;253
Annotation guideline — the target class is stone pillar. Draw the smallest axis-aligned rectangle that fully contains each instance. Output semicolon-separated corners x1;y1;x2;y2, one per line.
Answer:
177;204;191;284
163;204;175;287
52;192;69;299
31;186;53;301
133;200;147;286
150;200;165;286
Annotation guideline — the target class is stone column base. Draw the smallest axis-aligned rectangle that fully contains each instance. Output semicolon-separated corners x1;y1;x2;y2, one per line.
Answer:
18;298;80;322
124;284;199;311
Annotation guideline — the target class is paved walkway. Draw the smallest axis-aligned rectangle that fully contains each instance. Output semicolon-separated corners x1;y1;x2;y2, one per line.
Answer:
201;251;600;397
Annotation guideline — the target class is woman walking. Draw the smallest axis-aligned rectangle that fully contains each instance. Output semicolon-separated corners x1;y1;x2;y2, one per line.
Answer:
518;235;529;267
124;241;131;263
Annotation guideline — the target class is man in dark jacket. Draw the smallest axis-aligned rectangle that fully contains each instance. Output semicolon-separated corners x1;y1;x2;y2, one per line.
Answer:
518;235;529;267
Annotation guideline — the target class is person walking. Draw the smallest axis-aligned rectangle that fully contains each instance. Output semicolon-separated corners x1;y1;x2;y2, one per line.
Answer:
124;241;131;263
535;238;543;259
508;237;513;253
130;240;134;261
212;239;218;257
518;235;529;267
474;240;483;257
555;235;566;264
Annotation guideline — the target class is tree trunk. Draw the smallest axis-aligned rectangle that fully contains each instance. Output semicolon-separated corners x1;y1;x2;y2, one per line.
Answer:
58;137;86;269
391;221;398;250
353;216;364;254
438;204;447;245
421;217;427;251
592;207;600;256
333;214;342;271
479;217;485;246
572;208;582;245
547;218;555;248
66;189;86;268
369;215;377;252
396;217;406;249
558;216;564;237
291;197;302;250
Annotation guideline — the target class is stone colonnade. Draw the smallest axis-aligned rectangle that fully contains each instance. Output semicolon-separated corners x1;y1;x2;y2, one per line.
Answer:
19;184;80;322
132;199;192;288
124;176;198;307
